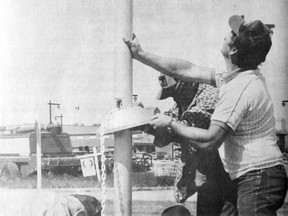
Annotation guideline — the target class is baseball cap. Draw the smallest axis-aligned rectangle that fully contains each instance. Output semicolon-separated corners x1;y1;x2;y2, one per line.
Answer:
156;74;177;100
228;15;272;57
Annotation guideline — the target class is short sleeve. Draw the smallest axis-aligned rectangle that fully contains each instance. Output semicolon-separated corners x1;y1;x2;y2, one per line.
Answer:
211;84;247;131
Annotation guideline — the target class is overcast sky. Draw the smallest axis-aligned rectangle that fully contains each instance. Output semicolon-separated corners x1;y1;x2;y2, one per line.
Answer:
0;0;287;128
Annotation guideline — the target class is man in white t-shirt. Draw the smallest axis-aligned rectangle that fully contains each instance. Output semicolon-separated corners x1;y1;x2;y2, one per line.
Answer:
153;74;230;216
124;15;287;215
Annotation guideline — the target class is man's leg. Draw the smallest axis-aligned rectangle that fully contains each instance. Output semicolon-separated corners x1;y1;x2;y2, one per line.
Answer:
236;165;288;216
197;182;225;216
196;150;233;216
218;169;238;216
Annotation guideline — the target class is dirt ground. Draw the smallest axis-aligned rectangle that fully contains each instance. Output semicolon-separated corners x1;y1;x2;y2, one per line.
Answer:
0;188;287;216
115;200;288;216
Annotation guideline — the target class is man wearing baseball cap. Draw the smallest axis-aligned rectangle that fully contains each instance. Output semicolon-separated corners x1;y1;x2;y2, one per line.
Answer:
153;74;232;216
124;15;287;215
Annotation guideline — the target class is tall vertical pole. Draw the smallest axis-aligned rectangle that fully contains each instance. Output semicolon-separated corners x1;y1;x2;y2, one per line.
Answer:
49;100;52;124
114;0;133;215
35;120;42;189
48;100;60;124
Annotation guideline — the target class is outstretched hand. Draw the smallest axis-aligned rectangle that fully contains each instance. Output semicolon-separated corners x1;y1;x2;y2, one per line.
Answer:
150;113;172;130
123;34;143;60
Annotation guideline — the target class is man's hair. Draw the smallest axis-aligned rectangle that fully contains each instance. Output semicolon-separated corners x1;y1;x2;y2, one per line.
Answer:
162;205;191;216
230;28;272;69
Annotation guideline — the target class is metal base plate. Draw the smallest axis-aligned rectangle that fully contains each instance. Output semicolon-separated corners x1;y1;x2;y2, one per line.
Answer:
104;106;160;134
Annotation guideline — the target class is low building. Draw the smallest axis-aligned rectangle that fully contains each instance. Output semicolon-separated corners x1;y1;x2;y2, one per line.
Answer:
62;125;158;154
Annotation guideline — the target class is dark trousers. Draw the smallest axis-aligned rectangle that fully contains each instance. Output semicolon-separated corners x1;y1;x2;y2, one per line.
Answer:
222;165;288;216
197;182;225;216
196;150;232;216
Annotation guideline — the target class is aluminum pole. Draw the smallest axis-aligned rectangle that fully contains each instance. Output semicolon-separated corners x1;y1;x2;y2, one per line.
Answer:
114;0;133;215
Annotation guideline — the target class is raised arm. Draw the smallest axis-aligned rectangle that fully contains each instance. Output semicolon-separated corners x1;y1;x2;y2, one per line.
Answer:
150;113;229;150
123;35;216;86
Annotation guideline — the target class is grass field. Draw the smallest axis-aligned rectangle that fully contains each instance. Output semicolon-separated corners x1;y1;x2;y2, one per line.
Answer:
1;168;288;216
0;170;175;189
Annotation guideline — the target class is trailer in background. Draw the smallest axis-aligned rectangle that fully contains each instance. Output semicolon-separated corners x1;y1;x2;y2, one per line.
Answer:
0;127;81;179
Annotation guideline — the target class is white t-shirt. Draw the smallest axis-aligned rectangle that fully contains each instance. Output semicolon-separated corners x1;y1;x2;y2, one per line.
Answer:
211;68;283;180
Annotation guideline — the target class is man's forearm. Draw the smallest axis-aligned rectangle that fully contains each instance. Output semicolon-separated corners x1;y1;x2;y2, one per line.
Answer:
169;120;227;150
136;51;216;86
